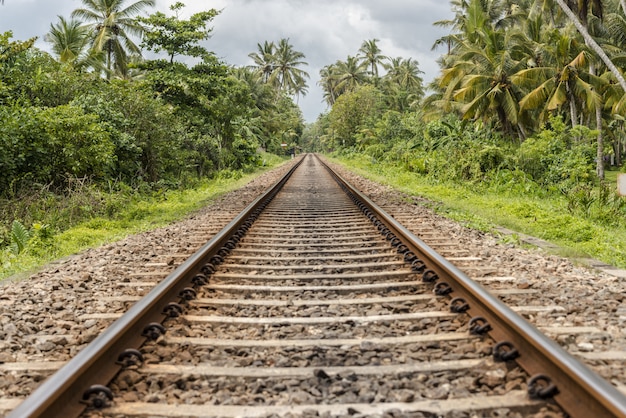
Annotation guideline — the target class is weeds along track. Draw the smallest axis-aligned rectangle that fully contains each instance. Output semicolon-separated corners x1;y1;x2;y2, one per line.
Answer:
3;154;626;418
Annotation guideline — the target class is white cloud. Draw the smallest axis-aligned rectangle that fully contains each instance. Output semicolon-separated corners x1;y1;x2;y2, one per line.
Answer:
0;0;453;122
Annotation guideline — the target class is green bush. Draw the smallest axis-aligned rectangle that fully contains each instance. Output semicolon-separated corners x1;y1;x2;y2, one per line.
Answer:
0;104;115;193
517;116;595;190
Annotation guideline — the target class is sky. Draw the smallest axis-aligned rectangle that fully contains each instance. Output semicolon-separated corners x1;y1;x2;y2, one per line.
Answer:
0;0;453;122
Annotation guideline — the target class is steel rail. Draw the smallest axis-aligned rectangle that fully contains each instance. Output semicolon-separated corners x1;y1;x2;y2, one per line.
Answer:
316;154;626;418
7;156;305;418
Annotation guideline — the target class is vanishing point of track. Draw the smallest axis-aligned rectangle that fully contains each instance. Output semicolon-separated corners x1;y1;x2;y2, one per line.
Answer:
7;154;626;417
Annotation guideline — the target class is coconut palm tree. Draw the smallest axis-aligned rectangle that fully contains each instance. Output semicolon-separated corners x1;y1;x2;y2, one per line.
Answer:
549;0;625;178
269;38;309;98
384;57;424;91
437;5;529;137
248;41;275;83
553;0;626;92
45;16;92;65
45;16;107;74
357;38;387;79
382;57;425;111
319;64;339;106
331;56;369;96
72;0;155;78
514;46;604;129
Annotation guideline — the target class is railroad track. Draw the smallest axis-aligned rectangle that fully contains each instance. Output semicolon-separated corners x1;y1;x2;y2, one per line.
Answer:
4;154;626;417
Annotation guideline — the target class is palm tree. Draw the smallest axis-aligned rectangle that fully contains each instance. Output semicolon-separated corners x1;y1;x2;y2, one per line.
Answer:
45;16;92;65
318;57;370;107
269;38;310;98
331;56;369;96
382;57;424;111
384;57;424;91
319;64;339;106
248;41;275;83
357;38;387;79
436;3;528;138
514;46;603;129
71;0;155;78
550;0;625;178
553;0;626;92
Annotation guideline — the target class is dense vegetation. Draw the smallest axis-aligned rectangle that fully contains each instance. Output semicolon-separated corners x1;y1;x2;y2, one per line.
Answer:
2;0;626;276
303;0;626;266
0;1;306;276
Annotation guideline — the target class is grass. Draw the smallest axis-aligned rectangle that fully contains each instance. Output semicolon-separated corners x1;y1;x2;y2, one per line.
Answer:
331;153;626;269
0;153;289;282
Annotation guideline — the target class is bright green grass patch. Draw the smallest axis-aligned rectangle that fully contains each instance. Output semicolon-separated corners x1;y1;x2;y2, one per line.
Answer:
331;154;626;269
0;155;289;282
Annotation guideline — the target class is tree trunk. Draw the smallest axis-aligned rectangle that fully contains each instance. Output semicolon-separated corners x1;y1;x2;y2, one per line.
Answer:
589;60;605;179
595;104;604;178
621;0;626;16
517;123;528;142
569;97;578;130
106;44;112;80
616;134;623;167
554;0;626;93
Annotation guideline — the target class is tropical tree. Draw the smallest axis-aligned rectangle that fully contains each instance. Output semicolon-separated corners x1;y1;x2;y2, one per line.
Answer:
382;57;424;111
548;0;626;178
44;16;99;69
513;30;604;130
138;2;219;64
319;64;340;106
552;0;626;92
248;41;276;83
358;38;387;79
269;38;310;98
71;0;155;78
384;57;424;91
327;56;369;97
248;38;309;99
438;5;528;138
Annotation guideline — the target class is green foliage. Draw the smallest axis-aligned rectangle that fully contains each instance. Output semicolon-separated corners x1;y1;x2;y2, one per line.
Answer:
0;25;306;281
0;103;115;192
9;221;31;255
328;85;384;149
0;162;286;280
565;182;626;225
333;154;626;268
138;2;219;63
517;115;596;190
73;80;184;183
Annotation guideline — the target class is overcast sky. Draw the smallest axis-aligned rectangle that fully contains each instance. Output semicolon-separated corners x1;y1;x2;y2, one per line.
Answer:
0;0;453;122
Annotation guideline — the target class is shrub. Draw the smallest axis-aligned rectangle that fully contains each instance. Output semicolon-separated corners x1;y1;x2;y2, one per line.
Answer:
517;116;596;190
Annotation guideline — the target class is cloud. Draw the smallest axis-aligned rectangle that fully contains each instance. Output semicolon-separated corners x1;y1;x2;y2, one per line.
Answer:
0;0;452;122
